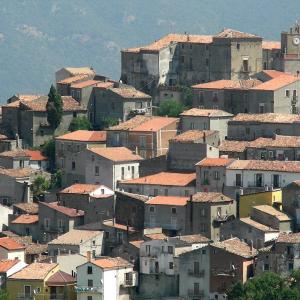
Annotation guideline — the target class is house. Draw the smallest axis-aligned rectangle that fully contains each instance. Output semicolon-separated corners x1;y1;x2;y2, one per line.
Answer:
0;237;25;262
0;259;27;289
55;66;95;83
282;180;300;230
76;256;137;300
179;108;233;140
24;150;48;170
58;183;114;224
107;115;179;159
7;262;76;300
196;157;235;193
255;232;300;277
189;192;236;240
0;150;30;169
115;191;149;230
210;238;257;299
47;229;104;259
38;202;84;243
227;113;300;141
118;171;196;197
2;95;87;147
144;196;190;235
168;130;220;171
55;130;106;184
219;140;249;159
9;215;39;241
12;203;38;215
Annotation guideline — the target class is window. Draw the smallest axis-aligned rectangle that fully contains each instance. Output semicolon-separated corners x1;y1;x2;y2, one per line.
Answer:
87;266;93;274
184;190;189;197
181;56;185;63
202;249;206;255
24;285;31;297
289;262;294;270
243;58;249;72
95;166;99;176
73;112;77;118
72;161;76;170
214;171;220;180
153;189;158;196
164;189;168;196
146;245;151;254
40;130;44;137
245;127;250;135
201;208;205;216
259;103;265;113
131;166;135;179
194;261;200;274
140;135;146;147
286;89;290;97
171;207;177;214
190;122;195;129
76;90;81;99
169;262;174;269
237;43;240;50
255;173;263;187
111;102;115;110
87;296;93;300
58;219;64;230
235;174;242;187
200;223;206;232
168;246;173;254
44;218;50;229
88;279;93;287
121;167;125;180
19;160;24;168
149;206;155;213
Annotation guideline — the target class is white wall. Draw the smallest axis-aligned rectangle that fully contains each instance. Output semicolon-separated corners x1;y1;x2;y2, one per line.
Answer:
57;253;86;276
6;261;27;277
0;204;13;230
0;248;25;262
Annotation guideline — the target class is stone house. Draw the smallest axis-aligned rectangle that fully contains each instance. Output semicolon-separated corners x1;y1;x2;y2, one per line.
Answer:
24;150;49;170
210;238;257;299
0;150;30;169
47;229;104;259
219;140;249;159
0;237;25;262
2;95;87;148
9;215;39;242
168;130;220;171
55;66;95;83
115;191;149;230
38;202;84;243
189;192;236;241
196;157;235;193
227;113;300;141
255;232;300;277
118;171;196;197
58;183;114;225
107;115;179;159
179;108;233;140
12;203;38;216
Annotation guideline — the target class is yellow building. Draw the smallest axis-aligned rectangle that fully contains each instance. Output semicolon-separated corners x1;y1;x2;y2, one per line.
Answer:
239;189;282;218
7;262;76;300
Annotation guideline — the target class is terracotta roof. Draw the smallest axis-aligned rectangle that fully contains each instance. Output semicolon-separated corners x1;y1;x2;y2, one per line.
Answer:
94;81;114;89
13;203;38;215
110;87;151;99
115;191;149;203
64;67;95;76
212;237;258;258
174;234;210;244
39;202;84;218
214;28;261;39
219;140;249;153
91;257;133;270
260;70;287;79
192;192;233;203
25;243;48;255
262;41;281;50
252;205;291;221
46;270;76;286
123;33;213;53
56;130;106;142
4;95;41;108
251;74;300;91
192;79;261;90
60;183;101;194
0;167;34;178
108;115;152;131
129;117;178;132
240;217;278;232
57;74;89;84
24;150;47;161
102;219;137;232
88;147;143;162
247;135;300;148
144;233;168;240
9;263;57;280
11;215;38;224
0;149;30;158
129;240;144;249
20;96;86;112
170;130;218;143
0;237;25;251
227;159;300;173
0;259;21;273
276;232;300;244
48;229;100;245
120;171;196;187
71;80;100;89
146;196;189;206
180;108;233;117
196;157;234;167
231;113;300;124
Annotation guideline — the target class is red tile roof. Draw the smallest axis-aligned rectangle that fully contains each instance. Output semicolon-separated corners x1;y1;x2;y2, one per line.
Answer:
260;70;287;78
60;183;101;194
214;28;261;39
94;81;115;89
108;115;152;131
110;87;151;99
71;80;100;89
57;74;90;85
192;79;261;90
130;117;178;132
192;192;233;203
24;150;47;161
88;147;143;162
91;257;133;270
262;41;281;50
39;202;84;218
196;157;234;167
252;205;291;221
231;113;300;124
13;203;38;215
277;232;300;244
56;130;106;142
46;270;76;286
0;237;25;251
219;140;249;153
11;215;39;224
102;219;137;232
146;196;189;206
120;172;196;187
180;108;232;117
248;135;300;148
170;130;218;143
0;150;30;158
0;259;21;272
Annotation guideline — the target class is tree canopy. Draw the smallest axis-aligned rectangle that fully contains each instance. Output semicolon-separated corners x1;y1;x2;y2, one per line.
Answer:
69;116;92;131
46;85;63;129
41;138;55;170
156;99;185;117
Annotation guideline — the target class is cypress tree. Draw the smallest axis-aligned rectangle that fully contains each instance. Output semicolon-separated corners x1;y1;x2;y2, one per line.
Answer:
46;85;63;129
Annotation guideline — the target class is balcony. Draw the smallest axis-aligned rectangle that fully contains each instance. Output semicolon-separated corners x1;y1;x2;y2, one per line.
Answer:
122;271;138;287
188;289;204;297
75;286;102;293
188;269;205;277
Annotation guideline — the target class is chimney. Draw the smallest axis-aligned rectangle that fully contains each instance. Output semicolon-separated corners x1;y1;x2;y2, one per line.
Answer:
87;251;91;262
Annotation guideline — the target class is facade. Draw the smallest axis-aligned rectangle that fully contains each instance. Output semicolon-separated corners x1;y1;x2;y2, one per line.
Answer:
168;130;220;171
118;171;196;197
219;140;248;159
0;237;25;262
9;215;39;241
0;150;30;169
24;150;48;170
0;259;27;289
107;115;179;159
179;108;233;140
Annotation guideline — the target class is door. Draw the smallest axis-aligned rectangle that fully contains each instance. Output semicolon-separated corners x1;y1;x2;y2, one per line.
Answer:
235;174;242;187
24;286;31;297
273;174;280;188
255;173;263;187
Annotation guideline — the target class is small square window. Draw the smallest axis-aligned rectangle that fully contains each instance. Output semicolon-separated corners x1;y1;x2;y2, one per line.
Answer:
87;266;93;274
88;279;93;287
171;207;177;214
149;206;155;213
169;262;174;269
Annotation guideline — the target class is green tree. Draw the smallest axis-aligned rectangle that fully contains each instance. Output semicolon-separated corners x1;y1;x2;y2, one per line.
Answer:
32;175;51;197
51;169;63;189
100;117;119;129
69;116;92;131
0;290;9;300
157;99;185;117
46;85;63;129
180;85;193;108
41;138;55;170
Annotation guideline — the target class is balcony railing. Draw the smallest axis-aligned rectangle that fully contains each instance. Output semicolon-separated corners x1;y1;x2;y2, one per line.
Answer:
188;289;204;297
75;286;102;293
188;269;205;277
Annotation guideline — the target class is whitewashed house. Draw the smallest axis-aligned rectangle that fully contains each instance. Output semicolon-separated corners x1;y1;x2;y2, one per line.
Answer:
0;237;25;262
